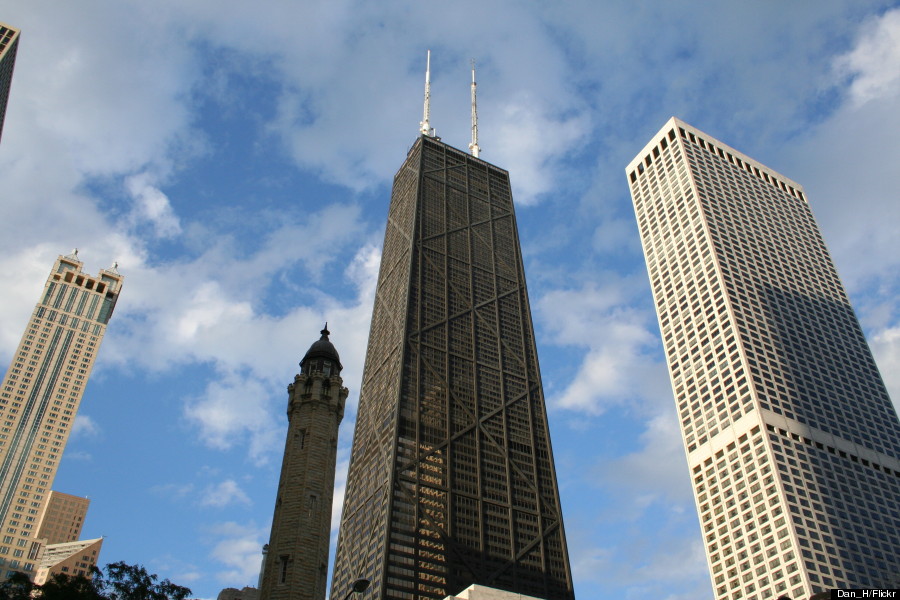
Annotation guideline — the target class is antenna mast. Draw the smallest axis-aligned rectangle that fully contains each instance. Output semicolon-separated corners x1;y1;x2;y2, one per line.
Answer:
420;50;433;137
468;59;480;157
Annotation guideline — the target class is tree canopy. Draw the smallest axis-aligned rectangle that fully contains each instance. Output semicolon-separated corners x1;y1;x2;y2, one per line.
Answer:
0;562;192;600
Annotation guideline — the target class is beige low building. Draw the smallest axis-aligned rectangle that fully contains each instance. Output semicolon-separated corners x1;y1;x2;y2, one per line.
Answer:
33;537;102;584
443;585;545;600
217;586;259;600
37;491;90;544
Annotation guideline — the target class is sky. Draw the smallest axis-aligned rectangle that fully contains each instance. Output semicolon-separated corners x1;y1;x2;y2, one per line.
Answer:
1;1;899;599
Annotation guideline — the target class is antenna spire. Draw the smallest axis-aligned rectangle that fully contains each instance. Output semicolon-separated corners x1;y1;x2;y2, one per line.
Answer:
468;59;480;158
419;50;433;137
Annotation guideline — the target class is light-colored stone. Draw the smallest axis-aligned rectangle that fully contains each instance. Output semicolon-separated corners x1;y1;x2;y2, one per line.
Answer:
0;254;122;579
445;584;546;600
628;117;900;599
258;330;347;600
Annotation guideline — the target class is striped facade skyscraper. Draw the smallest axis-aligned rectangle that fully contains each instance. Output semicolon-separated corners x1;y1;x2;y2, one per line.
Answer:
0;252;123;579
628;117;900;600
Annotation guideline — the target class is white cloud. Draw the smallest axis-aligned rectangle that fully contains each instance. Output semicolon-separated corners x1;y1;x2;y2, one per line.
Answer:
834;8;900;106
572;535;710;597
172;241;378;462
207;521;266;585
94;203;369;371
125;173;183;238
0;247;83;363
492;95;590;204
871;326;900;408
145;555;205;592
184;373;280;464
630;540;710;600
174;570;202;584
71;414;101;438
200;480;252;508
539;282;633;346
331;451;350;534
538;280;670;416
345;243;382;300
151;482;195;502
554;335;662;415
61;450;93;462
591;216;642;255
133;0;594;205
173;283;254;345
152;477;252;509
593;410;692;506
15;4;198;175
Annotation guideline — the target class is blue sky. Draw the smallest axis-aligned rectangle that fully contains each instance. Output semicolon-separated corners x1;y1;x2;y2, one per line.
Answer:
1;2;900;599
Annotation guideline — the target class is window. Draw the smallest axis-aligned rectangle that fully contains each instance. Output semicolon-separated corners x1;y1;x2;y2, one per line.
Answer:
280;555;290;584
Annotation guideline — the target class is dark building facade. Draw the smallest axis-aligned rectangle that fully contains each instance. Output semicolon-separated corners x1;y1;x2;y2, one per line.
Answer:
259;328;348;600
0;23;19;143
330;136;574;600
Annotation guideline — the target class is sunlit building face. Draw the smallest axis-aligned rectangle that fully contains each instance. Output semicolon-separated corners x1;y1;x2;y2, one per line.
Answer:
629;117;900;600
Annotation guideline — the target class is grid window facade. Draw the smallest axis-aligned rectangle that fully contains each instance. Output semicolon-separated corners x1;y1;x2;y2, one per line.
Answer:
628;118;900;600
331;137;574;600
0;255;122;576
35;490;89;545
0;22;19;143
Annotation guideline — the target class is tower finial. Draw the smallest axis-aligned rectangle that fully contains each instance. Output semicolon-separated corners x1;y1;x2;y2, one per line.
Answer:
419;50;433;137
468;59;480;158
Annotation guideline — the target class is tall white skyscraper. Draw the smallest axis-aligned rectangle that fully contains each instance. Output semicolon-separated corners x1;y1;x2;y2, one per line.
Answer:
628;117;900;600
0;252;122;579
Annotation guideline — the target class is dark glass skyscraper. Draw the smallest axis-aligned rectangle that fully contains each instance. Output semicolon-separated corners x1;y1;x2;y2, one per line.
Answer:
0;22;20;143
330;136;574;600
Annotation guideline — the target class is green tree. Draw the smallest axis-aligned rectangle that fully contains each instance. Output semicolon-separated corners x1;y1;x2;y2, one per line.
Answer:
38;570;104;600
0;572;34;600
0;562;191;600
100;562;191;600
